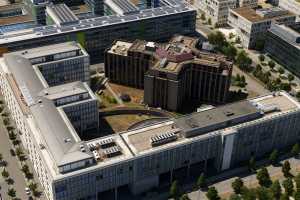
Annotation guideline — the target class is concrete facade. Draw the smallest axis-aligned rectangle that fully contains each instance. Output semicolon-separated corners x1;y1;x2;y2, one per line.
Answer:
264;23;300;77
228;7;296;49
105;36;232;111
0;0;196;64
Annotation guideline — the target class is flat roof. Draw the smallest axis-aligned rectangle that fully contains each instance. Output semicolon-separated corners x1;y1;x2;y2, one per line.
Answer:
0;4;34;26
0;0;194;44
175;101;259;131
0;42;94;168
231;6;295;23
12;41;84;59
121;92;300;155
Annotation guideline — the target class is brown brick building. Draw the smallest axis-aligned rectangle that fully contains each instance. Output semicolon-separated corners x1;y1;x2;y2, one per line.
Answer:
105;36;232;111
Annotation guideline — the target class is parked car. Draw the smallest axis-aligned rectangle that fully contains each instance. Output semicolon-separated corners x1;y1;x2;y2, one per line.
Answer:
25;187;31;195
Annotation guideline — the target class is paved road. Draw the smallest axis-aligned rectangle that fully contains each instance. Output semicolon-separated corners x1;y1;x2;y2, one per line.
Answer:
0;117;28;200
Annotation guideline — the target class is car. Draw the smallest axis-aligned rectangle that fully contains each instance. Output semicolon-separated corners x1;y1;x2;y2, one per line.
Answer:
25;187;31;195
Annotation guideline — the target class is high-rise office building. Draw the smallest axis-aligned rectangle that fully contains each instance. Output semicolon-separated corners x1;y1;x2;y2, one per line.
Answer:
105;35;232;111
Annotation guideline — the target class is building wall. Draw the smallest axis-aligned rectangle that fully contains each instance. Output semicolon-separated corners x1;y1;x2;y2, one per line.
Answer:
228;9;295;49
38;55;90;87
2;10;196;64
198;0;236;26
264;30;300;77
228;110;300;167
279;0;300;21
52;134;221;200
0;71;55;200
104;50;152;89
62;99;99;136
144;62;232;111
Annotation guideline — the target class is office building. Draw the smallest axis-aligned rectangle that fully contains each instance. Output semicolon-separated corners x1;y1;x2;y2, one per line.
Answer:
11;42;90;87
105;35;232;111
278;0;300;20
197;0;237;26
0;3;36;34
0;0;196;64
228;7;296;48
1;53;300;200
265;23;300;77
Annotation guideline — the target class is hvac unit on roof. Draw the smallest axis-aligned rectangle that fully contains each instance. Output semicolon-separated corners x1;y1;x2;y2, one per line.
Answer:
103;145;122;158
150;131;178;147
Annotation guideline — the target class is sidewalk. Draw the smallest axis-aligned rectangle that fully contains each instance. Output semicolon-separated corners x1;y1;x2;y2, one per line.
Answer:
188;157;300;200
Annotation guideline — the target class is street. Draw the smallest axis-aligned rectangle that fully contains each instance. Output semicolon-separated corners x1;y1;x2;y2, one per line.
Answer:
0;117;28;200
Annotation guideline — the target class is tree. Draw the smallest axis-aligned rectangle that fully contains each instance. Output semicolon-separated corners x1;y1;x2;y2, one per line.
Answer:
268;60;275;69
288;74;295;82
229;194;242;200
15;147;23;158
179;194;190;200
8;131;16;140
206;187;220;200
222;44;237;60
294;189;300;200
201;13;206;21
270;180;282;199
208;31;227;49
256;167;272;187
280;193;290;200
28;182;37;192
295;173;300;190
208;18;212;25
241;187;256;200
248;156;256;172
291;143;300;157
196;174;206;189
7;188;16;198
269;149;278;165
236;51;252;71
282;161;291;177
235;36;241;44
2;168;9;179
278;68;285;74
170;180;179;199
259;55;265;62
256;186;272;200
0;153;2;163
229;33;235;39
22;164;29;174
282;178;294;196
232;178;244;194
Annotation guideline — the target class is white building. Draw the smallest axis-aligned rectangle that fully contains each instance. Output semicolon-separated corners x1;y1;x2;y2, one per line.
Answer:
197;0;258;27
228;7;296;48
1;43;300;200
198;0;237;26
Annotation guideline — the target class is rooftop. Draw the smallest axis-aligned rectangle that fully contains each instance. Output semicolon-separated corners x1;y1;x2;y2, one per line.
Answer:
231;6;295;23
46;3;79;26
0;4;33;26
0;0;194;44
12;41;85;60
121;92;300;155
269;23;300;49
0;42;95;170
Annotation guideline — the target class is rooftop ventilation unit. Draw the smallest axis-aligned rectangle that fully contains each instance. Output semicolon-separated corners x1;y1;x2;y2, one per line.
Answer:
150;131;178;146
103;146;122;158
99;138;115;148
